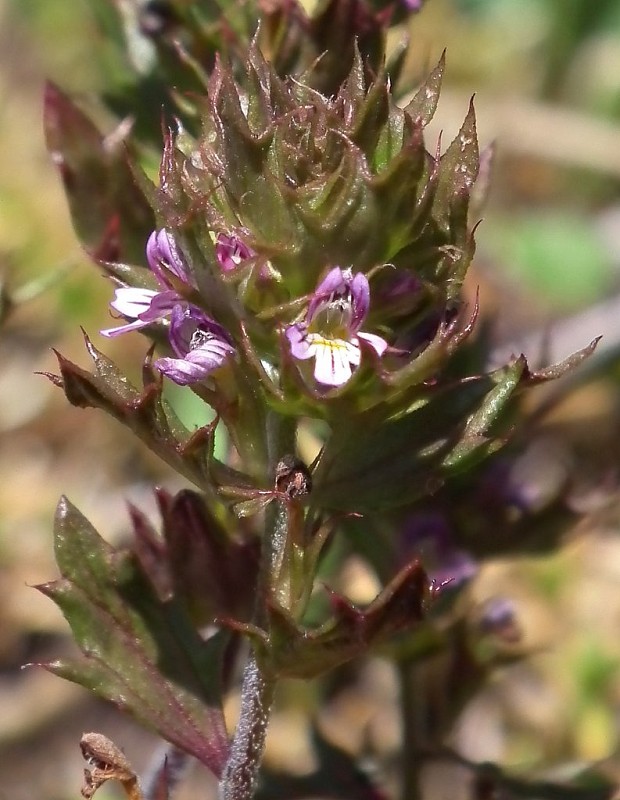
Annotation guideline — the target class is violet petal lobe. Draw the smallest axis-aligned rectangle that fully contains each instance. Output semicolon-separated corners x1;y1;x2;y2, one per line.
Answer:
155;339;235;385
100;288;181;338
101;287;160;337
285;324;313;360
168;304;232;358
308;267;348;320
349;272;370;330
146;229;191;286
358;331;388;357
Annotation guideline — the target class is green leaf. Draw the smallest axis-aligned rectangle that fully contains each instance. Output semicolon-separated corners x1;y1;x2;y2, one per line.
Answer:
43;82;155;263
39;497;230;777
403;51;445;127
47;334;226;492
313;357;520;513
441;357;526;470
266;560;429;678
432;98;479;252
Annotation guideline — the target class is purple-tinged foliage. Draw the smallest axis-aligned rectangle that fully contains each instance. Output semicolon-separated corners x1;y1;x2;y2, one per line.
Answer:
42;331;238;491
224;559;430;679
131;489;259;624
36;497;230;777
43;83;154;264
39;2;606;798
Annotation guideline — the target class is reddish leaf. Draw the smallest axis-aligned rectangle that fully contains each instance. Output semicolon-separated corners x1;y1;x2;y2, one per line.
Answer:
38;498;230;777
44;82;155;263
46;333;223;490
404;52;445;128
266;560;429;678
131;489;259;625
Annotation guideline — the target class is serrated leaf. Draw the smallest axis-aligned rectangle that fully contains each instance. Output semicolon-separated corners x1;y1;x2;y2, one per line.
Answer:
266;560;428;678
312;370;494;513
150;489;259;624
432;99;479;236
308;0;385;94
442;357;525;470
39;498;230;777
524;337;600;383
48;334;225;491
404;52;445;127
43;82;155;263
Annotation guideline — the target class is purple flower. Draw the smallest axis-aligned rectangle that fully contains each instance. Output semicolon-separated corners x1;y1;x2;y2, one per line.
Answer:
154;305;235;386
215;233;255;272
401;512;477;589
373;268;421;319
101;229;192;338
477;596;521;644
100;229;236;385
285;267;388;388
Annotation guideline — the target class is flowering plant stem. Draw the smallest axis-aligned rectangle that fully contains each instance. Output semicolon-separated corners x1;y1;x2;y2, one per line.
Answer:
218;649;276;800
219;413;297;800
40;4;604;797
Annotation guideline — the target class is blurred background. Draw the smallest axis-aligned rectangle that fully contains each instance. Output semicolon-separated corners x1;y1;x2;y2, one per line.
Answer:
3;0;620;797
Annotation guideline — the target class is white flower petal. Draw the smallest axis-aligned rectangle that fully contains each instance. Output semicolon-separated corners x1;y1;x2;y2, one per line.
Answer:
311;337;357;387
110;287;158;318
100;317;151;338
345;337;361;366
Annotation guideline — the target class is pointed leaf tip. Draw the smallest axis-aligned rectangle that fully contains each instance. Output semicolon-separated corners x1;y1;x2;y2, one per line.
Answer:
404;51;445;128
44;499;231;775
43;81;154;262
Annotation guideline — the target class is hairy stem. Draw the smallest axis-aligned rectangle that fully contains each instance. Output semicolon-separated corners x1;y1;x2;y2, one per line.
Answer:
218;650;276;800
217;413;297;800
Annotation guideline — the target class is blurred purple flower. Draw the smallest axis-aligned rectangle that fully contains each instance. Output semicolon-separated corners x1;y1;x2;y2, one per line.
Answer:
477;596;521;644
373;268;421;320
154;305;235;385
101;229;192;338
285;267;388;387
401;511;477;589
